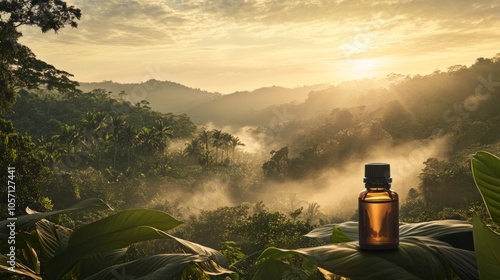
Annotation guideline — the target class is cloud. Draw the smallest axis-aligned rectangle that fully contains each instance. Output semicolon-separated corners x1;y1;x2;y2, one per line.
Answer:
18;0;500;92
42;1;496;47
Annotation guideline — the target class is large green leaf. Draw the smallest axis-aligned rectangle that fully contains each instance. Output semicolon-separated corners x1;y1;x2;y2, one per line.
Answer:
252;259;317;280
67;209;182;247
0;254;42;280
164;233;229;268
306;220;473;250
79;248;128;278
305;221;357;241
82;254;233;280
0;198;111;238
255;236;477;280
399;220;474;250
471;151;500;223
473;213;500;280
48;209;183;279
35;219;72;261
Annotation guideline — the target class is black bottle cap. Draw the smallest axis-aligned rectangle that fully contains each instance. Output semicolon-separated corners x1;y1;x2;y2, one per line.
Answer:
364;163;392;184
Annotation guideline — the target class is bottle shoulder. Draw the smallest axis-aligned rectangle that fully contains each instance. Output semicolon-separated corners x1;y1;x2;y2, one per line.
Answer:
359;188;398;201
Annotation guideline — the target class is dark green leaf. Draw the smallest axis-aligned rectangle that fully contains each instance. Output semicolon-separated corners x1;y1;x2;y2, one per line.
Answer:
82;254;233;280
473;213;500;280
304;221;357;241
48;209;183;279
256;236;477;280
399;220;473;250
306;220;473;249
252;259;309;280
164;233;229;268
67;209;182;247
0;198;111;238
0;254;42;279
35;219;72;261
79;248;128;278
471;151;500;223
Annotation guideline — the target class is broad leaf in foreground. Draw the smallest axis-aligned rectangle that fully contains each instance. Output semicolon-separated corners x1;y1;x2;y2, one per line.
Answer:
471;151;500;224
473;212;500;280
0;254;41;280
254;236;477;280
306;220;473;249
0;198;111;238
164;232;230;268
79;248;128;279
82;254;233;280
471;151;500;279
48;209;183;279
35;219;72;261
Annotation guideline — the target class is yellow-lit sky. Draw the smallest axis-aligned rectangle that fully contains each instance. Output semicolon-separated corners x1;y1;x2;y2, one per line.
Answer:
20;0;500;93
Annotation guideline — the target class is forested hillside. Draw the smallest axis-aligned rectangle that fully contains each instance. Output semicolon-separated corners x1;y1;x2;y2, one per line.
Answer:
5;55;500;222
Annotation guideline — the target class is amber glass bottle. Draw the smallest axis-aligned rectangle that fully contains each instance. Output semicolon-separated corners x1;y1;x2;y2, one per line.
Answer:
358;163;399;250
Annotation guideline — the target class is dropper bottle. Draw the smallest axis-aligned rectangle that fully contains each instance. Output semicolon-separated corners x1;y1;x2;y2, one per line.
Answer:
358;163;399;250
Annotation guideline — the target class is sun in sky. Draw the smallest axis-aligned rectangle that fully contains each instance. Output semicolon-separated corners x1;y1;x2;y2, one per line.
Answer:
20;0;500;93
344;58;384;80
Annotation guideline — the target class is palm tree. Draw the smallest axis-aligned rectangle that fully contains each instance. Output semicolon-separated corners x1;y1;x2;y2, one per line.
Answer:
211;129;222;163
137;127;162;155
80;111;108;147
198;130;212;167
152;119;173;153
109;115;125;168
52;124;79;154
230;135;245;160
305;202;321;223
219;132;231;162
120;123;138;167
184;138;201;163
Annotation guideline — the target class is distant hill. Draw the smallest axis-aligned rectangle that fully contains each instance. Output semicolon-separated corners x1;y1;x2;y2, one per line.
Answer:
186;84;330;125
79;80;330;125
79;80;221;116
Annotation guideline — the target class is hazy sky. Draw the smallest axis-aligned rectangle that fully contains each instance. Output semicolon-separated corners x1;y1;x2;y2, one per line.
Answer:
20;0;500;93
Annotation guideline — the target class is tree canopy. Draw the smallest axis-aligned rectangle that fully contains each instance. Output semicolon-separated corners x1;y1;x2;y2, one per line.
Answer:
0;0;81;112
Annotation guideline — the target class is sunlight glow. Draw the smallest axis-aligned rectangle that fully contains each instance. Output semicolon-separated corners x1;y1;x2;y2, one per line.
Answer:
353;58;379;72
335;58;385;80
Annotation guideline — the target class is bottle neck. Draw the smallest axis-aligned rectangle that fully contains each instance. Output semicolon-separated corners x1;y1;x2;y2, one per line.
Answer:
364;177;392;189
365;183;391;190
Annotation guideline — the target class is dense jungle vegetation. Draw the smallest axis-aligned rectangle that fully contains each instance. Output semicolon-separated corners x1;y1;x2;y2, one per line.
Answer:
2;1;500;279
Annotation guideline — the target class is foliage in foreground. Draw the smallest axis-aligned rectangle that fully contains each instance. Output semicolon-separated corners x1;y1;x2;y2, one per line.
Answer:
0;199;235;279
253;220;477;280
471;151;500;280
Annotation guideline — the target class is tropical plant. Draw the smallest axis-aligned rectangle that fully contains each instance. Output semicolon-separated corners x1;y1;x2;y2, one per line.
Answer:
471;151;500;280
119;123;138;167
152;119;173;153
230;135;245;160
0;198;236;279
184;138;202;164
211;129;223;163
253;220;477;280
198;130;212;167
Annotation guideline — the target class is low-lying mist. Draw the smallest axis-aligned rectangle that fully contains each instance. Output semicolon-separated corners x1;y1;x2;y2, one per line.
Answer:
247;135;449;219
157;129;449;222
149;57;500;221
